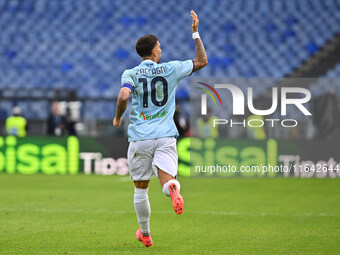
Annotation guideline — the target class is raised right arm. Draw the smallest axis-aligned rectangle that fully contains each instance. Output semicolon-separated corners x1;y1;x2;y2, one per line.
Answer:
190;10;208;72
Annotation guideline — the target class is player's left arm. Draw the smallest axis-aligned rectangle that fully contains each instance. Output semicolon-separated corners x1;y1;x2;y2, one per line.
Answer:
191;10;208;72
113;88;131;128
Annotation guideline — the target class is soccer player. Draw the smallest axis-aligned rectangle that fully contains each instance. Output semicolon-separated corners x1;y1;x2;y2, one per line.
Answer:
113;10;207;247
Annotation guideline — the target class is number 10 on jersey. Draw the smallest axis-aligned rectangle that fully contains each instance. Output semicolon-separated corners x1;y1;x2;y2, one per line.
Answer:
138;76;168;108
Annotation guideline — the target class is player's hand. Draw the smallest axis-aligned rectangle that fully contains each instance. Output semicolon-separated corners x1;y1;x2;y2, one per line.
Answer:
113;117;122;128
190;10;199;33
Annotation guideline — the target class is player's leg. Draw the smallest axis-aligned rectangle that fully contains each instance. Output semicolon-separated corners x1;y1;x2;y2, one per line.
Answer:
152;137;184;214
128;140;154;247
158;168;184;214
158;167;179;195
133;180;153;247
133;180;151;236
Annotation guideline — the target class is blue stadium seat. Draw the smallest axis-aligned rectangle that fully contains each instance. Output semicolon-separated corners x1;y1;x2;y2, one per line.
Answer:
0;0;339;119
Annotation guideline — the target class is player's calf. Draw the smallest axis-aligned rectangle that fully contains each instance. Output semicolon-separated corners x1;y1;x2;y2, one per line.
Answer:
134;187;151;236
162;180;184;215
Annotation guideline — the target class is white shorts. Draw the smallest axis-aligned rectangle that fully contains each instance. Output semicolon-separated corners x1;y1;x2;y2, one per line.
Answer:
127;137;178;181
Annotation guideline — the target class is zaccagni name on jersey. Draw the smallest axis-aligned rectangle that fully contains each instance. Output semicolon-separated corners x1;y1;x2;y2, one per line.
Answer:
135;66;167;75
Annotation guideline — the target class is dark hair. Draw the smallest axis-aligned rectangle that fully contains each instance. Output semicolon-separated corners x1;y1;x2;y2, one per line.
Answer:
135;35;158;57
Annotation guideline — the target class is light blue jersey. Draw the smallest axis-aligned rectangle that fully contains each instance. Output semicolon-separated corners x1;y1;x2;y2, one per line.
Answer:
121;59;193;142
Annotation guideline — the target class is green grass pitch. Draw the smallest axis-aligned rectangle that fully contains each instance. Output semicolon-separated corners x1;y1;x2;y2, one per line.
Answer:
1;174;340;254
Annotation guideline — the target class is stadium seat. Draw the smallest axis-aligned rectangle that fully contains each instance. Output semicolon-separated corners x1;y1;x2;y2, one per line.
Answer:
0;0;339;119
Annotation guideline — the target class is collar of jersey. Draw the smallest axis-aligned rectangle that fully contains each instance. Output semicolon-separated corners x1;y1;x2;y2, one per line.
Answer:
141;59;155;65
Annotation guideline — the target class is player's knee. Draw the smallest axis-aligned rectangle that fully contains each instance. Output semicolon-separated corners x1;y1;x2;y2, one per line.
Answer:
134;187;149;204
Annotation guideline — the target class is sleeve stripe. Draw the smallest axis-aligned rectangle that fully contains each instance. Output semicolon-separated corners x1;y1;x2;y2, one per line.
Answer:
122;83;134;91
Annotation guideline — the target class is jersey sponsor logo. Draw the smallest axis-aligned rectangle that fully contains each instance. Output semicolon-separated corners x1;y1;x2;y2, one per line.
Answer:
139;111;168;120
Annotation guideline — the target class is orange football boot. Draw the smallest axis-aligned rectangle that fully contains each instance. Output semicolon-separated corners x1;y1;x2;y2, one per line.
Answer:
136;228;153;247
168;182;184;215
